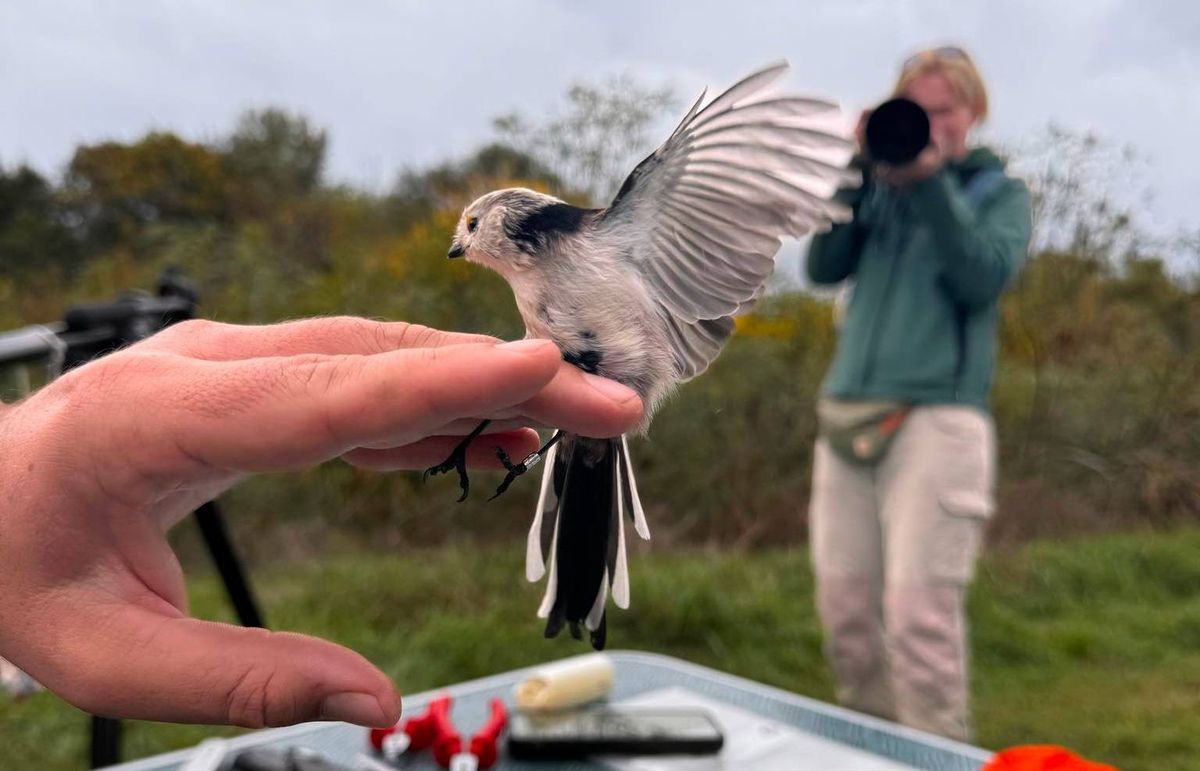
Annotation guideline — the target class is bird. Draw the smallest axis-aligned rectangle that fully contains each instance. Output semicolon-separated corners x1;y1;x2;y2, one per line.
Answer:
424;61;857;649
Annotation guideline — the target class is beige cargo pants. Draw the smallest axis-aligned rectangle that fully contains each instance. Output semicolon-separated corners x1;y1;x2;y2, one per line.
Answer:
809;405;996;742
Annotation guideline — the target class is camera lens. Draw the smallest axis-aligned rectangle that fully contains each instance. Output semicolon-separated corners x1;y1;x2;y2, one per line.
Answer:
865;98;930;165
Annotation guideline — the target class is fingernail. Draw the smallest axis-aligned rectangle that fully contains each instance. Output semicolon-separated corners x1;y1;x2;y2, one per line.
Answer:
582;372;639;404
320;692;390;726
498;339;556;353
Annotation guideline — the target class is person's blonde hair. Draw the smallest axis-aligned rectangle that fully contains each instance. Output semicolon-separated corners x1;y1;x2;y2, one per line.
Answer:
893;46;989;121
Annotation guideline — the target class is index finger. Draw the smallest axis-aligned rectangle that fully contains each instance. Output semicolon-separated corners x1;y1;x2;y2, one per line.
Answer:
486;362;645;438
147;340;640;474
140;317;497;362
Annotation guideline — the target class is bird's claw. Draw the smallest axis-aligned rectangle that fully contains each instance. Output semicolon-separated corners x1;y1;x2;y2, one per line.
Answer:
489;447;541;501
424;446;471;502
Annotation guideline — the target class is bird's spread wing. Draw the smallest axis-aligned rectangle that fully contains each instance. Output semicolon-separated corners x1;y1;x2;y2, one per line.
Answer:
601;61;857;380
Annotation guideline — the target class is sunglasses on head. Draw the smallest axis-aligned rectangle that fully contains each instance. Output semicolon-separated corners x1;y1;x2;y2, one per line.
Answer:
901;46;970;73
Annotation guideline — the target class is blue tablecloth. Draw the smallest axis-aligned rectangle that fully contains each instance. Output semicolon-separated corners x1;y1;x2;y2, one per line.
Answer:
105;651;993;771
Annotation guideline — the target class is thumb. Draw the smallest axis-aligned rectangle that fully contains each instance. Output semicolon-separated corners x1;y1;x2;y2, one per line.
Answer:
54;604;400;728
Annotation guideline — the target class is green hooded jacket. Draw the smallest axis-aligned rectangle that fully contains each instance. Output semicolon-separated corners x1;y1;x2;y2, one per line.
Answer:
806;147;1033;411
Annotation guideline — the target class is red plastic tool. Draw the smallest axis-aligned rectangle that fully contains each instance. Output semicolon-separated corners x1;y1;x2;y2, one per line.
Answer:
368;694;445;761
466;699;508;769
429;695;460;767
431;697;508;770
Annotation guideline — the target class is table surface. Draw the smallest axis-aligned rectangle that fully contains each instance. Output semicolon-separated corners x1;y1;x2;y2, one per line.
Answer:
105;651;994;771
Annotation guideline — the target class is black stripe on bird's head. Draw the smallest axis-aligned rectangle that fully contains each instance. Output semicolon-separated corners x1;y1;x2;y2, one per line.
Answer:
449;187;575;274
502;200;594;255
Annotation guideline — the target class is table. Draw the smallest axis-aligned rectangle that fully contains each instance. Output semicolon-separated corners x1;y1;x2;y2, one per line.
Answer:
105;651;994;771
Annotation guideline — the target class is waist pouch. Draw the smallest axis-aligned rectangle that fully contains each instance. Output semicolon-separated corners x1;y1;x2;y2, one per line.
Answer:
817;398;912;467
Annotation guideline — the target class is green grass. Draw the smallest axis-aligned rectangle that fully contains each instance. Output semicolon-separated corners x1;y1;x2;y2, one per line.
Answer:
5;530;1200;770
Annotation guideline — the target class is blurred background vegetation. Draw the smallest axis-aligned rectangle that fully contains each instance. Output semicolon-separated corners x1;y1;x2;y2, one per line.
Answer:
2;78;1194;555
1;78;1198;770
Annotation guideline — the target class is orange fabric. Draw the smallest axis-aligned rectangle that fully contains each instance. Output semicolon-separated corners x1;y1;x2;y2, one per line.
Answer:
879;406;911;436
983;745;1119;771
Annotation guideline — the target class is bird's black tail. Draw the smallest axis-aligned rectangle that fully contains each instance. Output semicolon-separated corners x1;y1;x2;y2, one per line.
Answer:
525;434;650;650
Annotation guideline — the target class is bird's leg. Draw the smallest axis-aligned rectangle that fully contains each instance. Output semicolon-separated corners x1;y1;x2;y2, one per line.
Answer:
424;419;491;502
490;430;564;501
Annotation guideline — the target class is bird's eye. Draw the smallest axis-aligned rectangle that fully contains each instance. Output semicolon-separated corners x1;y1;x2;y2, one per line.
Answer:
467;217;479;233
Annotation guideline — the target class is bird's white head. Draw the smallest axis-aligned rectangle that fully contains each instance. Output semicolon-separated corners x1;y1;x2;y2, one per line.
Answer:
447;187;568;276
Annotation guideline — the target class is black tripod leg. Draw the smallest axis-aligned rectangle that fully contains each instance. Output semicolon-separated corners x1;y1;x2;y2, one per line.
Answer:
194;500;265;628
423;419;491;502
89;716;121;769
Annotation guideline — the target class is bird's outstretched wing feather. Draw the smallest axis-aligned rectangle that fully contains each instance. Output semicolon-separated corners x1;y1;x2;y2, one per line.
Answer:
601;61;856;380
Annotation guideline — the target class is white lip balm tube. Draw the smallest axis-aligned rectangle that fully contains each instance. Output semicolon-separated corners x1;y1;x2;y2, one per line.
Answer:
513;653;616;712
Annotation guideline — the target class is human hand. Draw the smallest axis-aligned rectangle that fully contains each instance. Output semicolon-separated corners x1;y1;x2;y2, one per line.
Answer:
854;108;872;156
0;317;642;728
873;140;945;188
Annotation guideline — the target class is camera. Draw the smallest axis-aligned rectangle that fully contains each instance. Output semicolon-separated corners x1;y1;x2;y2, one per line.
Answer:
864;97;930;165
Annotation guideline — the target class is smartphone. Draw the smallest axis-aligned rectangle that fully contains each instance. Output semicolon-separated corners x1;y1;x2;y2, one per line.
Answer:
507;705;724;759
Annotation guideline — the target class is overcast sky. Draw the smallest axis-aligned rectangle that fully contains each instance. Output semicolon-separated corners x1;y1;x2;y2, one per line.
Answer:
2;1;1196;250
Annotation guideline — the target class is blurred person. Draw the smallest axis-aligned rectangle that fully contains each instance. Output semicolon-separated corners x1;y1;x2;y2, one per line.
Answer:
805;45;1032;740
0;316;641;727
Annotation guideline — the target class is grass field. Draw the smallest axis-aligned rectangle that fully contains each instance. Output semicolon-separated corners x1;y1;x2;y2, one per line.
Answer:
4;528;1200;770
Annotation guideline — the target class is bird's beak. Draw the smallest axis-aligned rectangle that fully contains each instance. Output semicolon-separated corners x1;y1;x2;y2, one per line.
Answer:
447;242;466;259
